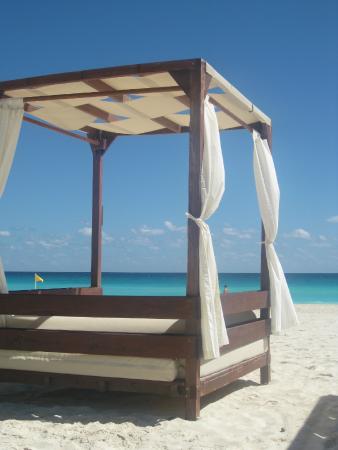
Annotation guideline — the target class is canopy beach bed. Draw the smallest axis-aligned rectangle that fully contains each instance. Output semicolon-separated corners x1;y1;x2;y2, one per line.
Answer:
0;58;298;420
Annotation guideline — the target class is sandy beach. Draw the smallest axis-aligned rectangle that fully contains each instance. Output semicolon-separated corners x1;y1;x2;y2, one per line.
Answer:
0;304;337;450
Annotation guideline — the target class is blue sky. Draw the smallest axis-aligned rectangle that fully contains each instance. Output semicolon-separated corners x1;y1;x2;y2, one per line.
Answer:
0;0;337;273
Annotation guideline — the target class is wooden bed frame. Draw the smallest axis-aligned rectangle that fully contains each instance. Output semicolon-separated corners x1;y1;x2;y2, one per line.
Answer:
0;59;272;420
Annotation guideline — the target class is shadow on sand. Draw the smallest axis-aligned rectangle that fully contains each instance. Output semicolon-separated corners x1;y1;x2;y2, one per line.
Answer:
0;378;258;426
288;395;338;450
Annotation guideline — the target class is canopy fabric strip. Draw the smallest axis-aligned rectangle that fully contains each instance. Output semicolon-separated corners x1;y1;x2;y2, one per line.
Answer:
0;98;24;321
187;97;228;359
253;131;299;333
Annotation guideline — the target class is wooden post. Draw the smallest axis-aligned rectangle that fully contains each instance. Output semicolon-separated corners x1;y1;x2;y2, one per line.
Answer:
259;123;272;384
90;133;116;289
185;61;211;420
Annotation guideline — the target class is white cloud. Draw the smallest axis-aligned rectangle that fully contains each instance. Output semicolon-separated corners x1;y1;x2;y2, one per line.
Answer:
79;227;113;243
164;221;186;232
38;238;69;249
286;228;311;240
138;225;164;236
129;235;160;251
223;226;252;239
78;227;92;237
327;216;338;223
0;230;10;237
319;235;327;241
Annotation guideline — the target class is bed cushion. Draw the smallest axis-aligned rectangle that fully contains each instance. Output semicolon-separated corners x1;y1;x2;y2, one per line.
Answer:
5;315;185;334
0;310;265;382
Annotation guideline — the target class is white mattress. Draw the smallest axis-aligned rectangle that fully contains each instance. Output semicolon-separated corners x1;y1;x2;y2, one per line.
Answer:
0;341;266;382
0;312;266;382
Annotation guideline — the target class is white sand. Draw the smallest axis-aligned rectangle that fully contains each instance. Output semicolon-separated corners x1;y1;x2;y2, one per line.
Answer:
0;304;337;450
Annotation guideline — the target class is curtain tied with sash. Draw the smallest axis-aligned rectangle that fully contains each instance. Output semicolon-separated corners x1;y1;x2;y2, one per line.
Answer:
253;130;299;333
187;96;228;360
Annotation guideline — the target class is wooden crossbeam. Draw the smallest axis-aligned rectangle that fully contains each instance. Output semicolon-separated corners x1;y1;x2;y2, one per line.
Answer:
23;115;100;145
152;116;182;133
83;79;129;102
0;293;196;319
0;59;200;92
209;96;253;132
76;103;119;122
0;329;196;359
22;86;181;103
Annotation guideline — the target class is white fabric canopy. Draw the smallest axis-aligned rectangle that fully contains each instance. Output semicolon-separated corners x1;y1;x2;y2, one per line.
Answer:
0;98;24;306
253;130;299;333
187;96;228;360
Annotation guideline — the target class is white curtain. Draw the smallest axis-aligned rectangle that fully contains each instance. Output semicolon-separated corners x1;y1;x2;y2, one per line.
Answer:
0;98;24;306
253;130;299;333
187;96;228;359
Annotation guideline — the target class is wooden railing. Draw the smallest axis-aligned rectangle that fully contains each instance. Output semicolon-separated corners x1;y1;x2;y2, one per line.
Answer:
221;290;269;315
0;293;196;319
0;293;198;360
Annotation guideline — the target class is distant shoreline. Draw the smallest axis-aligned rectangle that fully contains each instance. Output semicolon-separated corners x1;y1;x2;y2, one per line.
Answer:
4;272;338;304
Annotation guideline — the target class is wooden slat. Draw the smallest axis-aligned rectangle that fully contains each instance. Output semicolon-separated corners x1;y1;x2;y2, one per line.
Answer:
209;96;254;132
0;369;185;397
221;319;270;355
221;291;269;315
83;79;129;102
0;294;197;319
9;287;103;295
77;104;119;122
200;353;268;396
0;59;201;91
0;329;196;359
152;116;181;133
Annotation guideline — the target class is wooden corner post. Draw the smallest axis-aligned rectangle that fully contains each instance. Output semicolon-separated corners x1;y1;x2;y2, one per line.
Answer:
89;132;116;289
185;61;211;420
259;123;272;384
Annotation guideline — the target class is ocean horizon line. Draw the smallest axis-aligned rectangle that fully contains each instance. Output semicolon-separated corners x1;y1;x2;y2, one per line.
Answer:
4;272;338;304
5;270;338;275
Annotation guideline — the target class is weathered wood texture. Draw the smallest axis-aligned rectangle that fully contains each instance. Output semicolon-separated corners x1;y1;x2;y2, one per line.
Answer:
200;353;268;396
0;294;196;319
221;291;268;315
0;329;196;359
0;369;185;397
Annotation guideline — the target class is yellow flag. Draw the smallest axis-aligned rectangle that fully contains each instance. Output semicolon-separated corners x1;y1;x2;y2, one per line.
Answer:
35;273;44;283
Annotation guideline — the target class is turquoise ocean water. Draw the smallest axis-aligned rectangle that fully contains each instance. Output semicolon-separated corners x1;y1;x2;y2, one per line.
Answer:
4;272;338;304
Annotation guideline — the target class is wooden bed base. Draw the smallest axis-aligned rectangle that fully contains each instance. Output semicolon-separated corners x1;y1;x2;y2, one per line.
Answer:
0;288;270;420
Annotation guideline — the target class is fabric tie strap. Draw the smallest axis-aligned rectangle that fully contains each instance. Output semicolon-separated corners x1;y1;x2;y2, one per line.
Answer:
186;212;204;226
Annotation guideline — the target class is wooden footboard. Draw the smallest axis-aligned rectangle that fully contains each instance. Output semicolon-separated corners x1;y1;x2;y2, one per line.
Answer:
0;289;270;421
0;291;199;417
